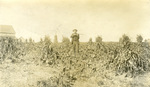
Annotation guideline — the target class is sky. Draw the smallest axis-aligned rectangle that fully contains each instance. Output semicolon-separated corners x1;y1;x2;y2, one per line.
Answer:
0;0;150;42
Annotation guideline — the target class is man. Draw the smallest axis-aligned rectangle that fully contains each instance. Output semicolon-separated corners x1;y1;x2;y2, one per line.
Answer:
71;29;79;55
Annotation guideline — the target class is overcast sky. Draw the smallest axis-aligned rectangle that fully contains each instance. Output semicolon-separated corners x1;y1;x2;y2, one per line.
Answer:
0;0;150;42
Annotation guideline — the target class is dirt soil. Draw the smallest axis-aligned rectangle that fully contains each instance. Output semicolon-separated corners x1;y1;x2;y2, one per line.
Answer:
0;60;150;87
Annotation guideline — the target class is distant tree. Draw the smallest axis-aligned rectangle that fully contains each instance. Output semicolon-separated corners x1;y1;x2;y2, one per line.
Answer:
96;36;102;43
95;36;103;50
62;36;70;47
29;37;33;43
32;40;35;43
25;39;28;43
119;34;131;48
136;35;143;43
144;40;150;48
40;38;43;42
89;38;92;42
44;35;51;45
88;38;93;44
54;35;58;44
62;36;70;44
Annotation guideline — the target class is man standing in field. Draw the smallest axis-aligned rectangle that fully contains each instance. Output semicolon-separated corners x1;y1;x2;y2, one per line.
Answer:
71;29;79;55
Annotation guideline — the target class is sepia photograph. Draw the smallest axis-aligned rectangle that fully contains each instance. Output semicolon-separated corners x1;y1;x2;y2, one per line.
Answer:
1;0;150;87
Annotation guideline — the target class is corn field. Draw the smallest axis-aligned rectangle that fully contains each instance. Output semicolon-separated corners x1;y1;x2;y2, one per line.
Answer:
0;35;150;87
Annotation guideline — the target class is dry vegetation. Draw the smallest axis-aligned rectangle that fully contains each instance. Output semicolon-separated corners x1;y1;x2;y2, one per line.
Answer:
0;34;150;87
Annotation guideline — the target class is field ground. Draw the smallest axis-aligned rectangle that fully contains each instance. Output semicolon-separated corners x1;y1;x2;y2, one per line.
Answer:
0;58;150;87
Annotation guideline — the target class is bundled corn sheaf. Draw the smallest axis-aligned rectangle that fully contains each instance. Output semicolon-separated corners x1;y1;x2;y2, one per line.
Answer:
107;35;150;77
0;37;26;63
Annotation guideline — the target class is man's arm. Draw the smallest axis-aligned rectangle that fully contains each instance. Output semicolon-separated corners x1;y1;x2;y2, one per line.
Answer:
70;34;73;38
71;34;73;44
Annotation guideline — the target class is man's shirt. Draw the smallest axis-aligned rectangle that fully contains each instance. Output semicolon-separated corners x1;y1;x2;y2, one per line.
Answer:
71;33;79;41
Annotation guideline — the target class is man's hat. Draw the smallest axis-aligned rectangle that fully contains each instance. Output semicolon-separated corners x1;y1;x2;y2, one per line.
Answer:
73;29;77;32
